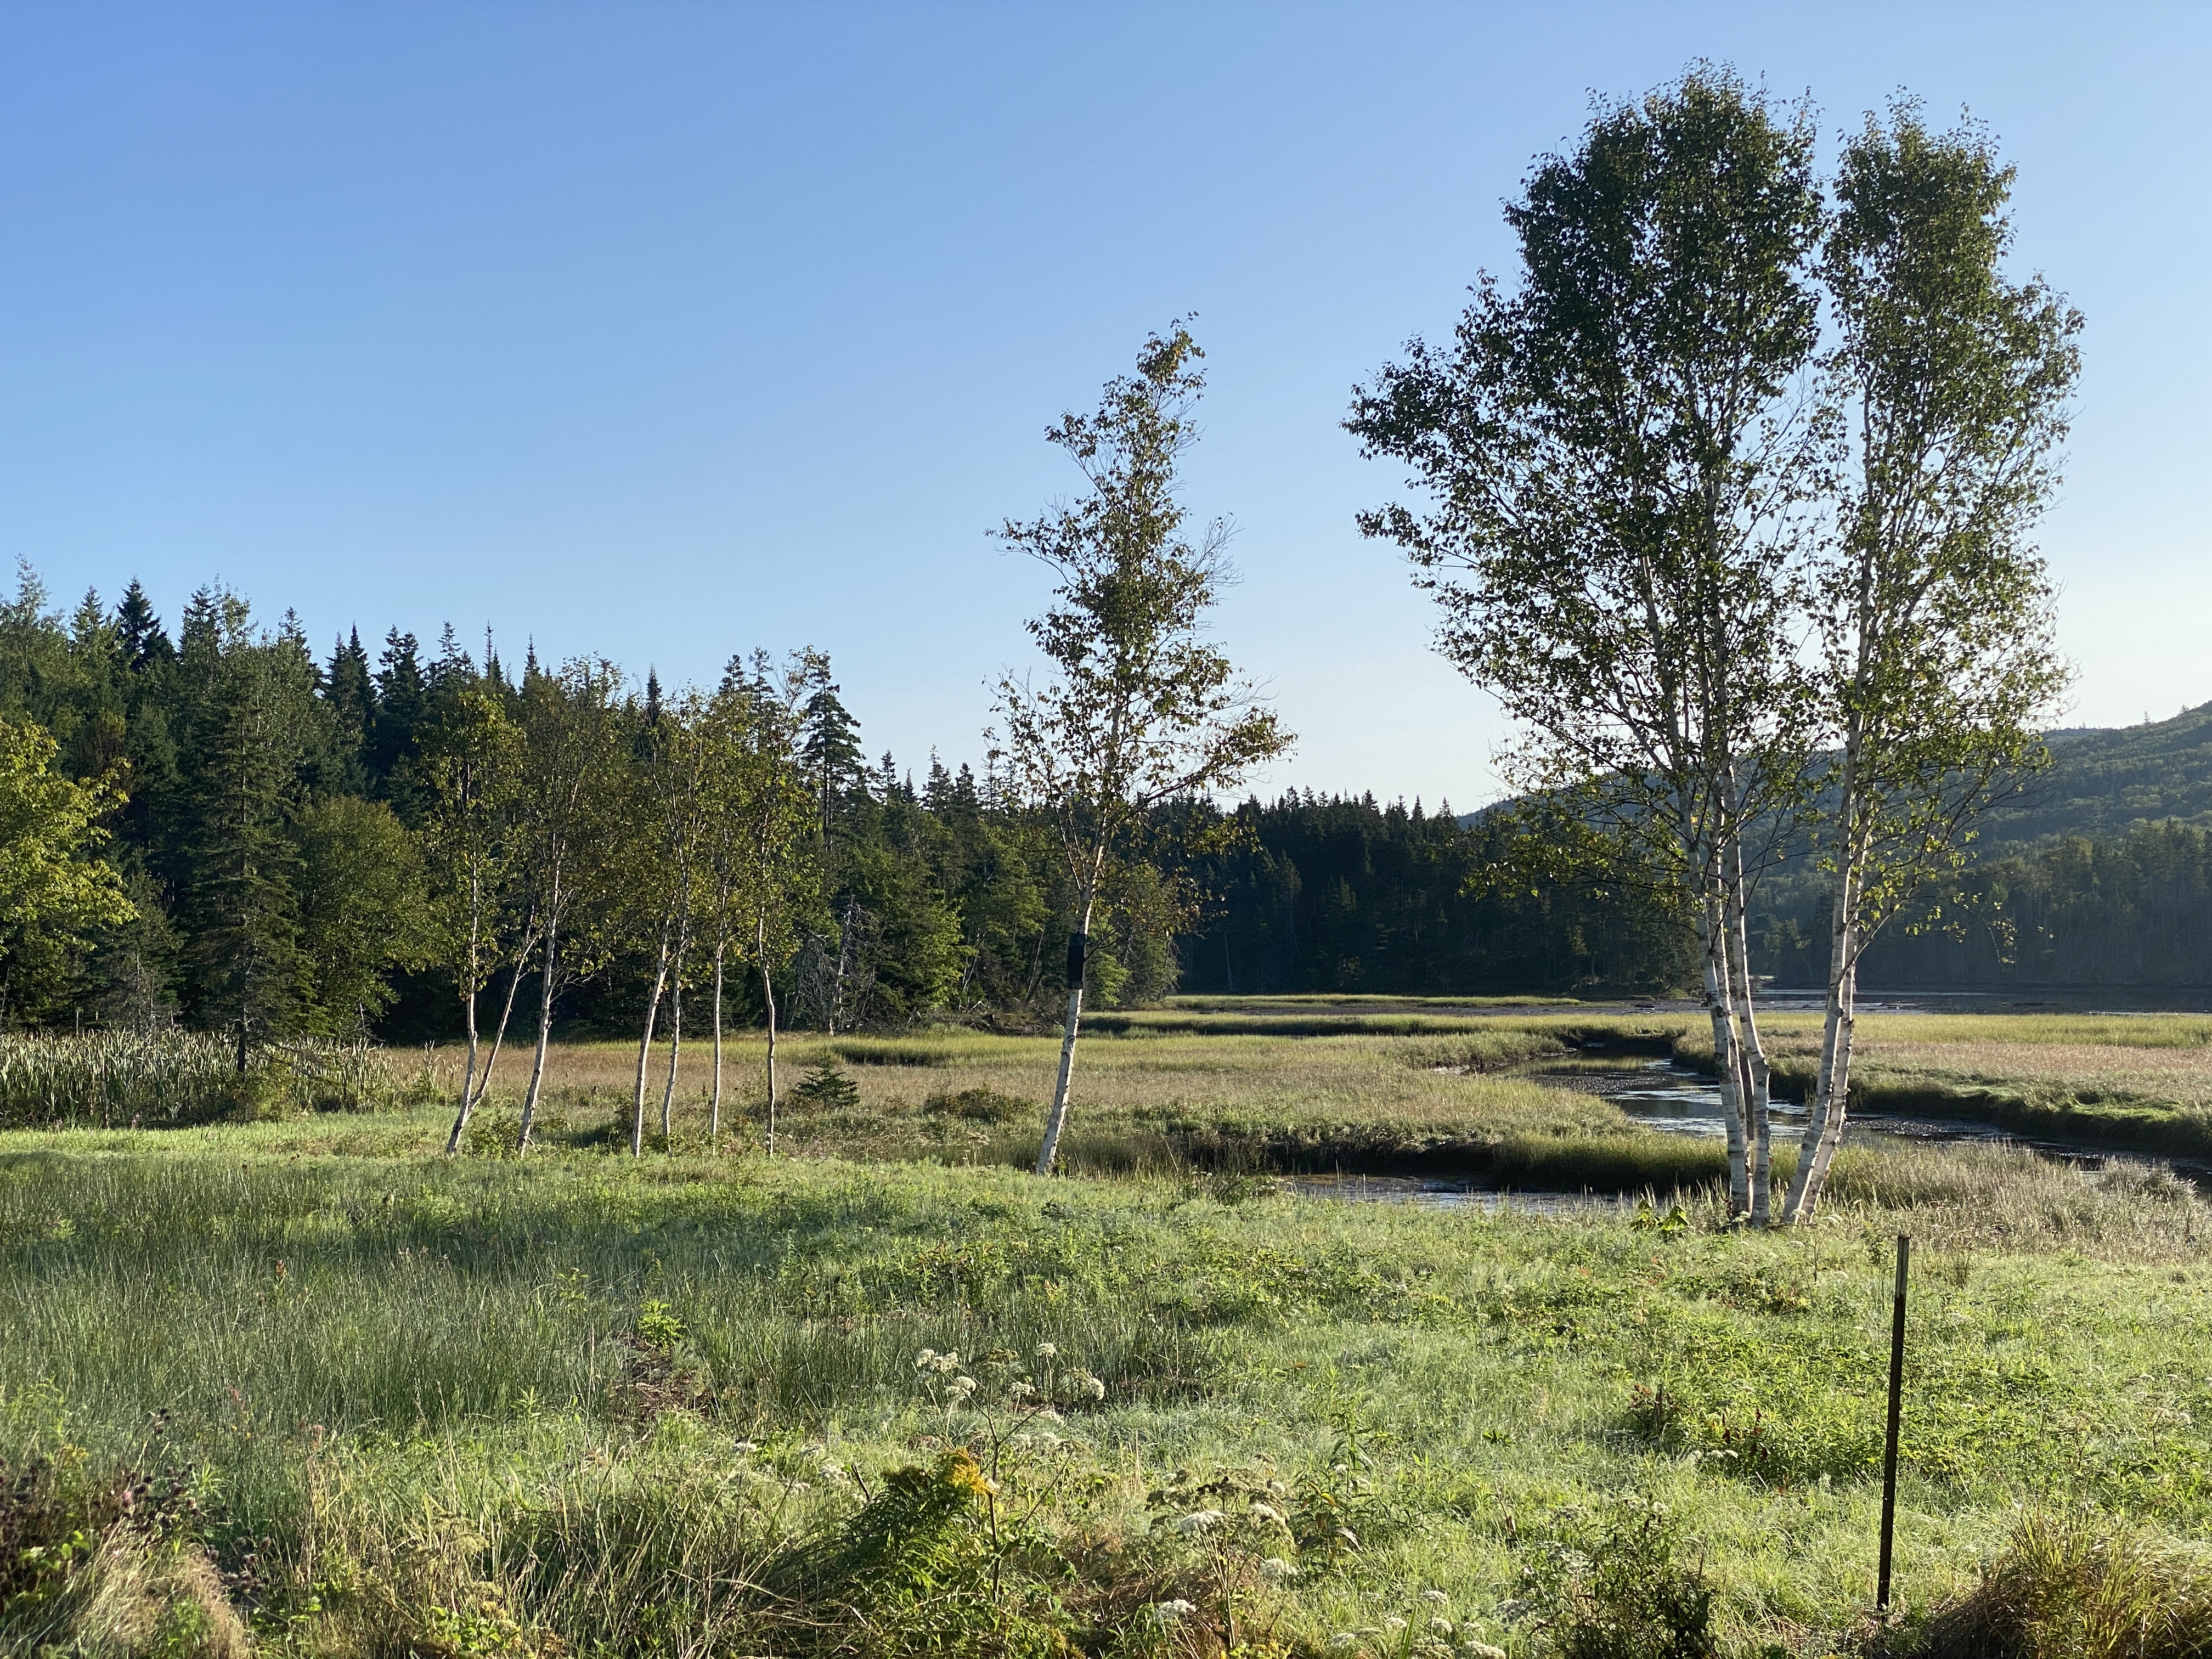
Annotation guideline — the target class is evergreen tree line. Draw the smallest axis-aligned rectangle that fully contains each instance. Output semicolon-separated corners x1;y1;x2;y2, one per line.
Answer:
0;565;1211;1047
1751;819;2212;989
0;562;1706;1044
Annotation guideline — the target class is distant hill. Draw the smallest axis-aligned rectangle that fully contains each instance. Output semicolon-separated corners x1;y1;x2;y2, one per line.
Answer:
1457;703;2212;852
1975;703;2212;851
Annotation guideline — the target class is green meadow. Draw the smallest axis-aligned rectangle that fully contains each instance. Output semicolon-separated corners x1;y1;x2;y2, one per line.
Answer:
7;1006;2212;1656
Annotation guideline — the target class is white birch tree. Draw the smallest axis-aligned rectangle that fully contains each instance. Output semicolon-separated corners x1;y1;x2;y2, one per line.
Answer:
992;324;1292;1177
1348;67;1826;1220
424;685;523;1154
514;657;626;1150
1781;104;2077;1219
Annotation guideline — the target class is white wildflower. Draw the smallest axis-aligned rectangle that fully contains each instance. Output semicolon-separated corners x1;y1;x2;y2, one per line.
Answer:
1009;1380;1036;1400
1175;1509;1226;1533
1464;1644;1507;1659
1384;1617;1408;1632
1034;1341;1058;1359
1429;1618;1454;1635
1152;1600;1198;1622
915;1349;937;1369
732;1440;760;1455
1267;1479;1289;1496
1419;1591;1450;1607
1081;1373;1107;1400
1259;1556;1297;1581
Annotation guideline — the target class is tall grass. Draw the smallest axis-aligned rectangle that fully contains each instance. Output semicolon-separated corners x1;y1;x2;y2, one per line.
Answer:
0;1032;421;1128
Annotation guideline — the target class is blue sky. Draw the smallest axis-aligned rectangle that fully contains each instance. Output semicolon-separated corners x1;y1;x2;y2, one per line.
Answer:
2;3;2204;805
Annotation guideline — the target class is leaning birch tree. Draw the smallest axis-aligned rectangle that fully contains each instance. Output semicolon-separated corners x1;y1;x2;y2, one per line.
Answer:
514;657;626;1150
1781;104;2077;1219
1348;67;1826;1220
424;685;523;1154
993;324;1292;1176
712;653;816;1154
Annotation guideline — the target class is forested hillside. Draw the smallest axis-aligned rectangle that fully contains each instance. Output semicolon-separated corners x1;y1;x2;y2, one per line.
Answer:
1751;704;2212;988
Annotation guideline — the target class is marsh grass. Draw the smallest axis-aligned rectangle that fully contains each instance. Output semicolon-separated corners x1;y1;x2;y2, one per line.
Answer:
0;1032;428;1129
5;1115;2212;1654
11;1006;2212;1654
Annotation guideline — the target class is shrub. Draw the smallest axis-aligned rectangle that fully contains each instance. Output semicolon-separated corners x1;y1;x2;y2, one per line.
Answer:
1524;1494;1718;1659
792;1059;862;1111
924;1085;1030;1124
1899;1510;2212;1659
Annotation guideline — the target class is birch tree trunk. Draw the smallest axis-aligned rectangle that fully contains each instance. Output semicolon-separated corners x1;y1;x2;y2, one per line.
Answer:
1034;867;1101;1176
710;939;726;1142
1785;725;1866;1220
1724;842;1774;1223
759;911;780;1155
446;904;532;1149
458;873;482;1122
630;924;672;1156
518;921;559;1151
661;899;692;1140
1696;872;1750;1217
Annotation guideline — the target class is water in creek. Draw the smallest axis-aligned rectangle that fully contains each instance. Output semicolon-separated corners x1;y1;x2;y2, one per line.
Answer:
1291;1060;2205;1209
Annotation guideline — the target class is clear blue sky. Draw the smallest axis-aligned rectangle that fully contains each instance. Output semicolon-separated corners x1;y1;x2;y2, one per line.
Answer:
3;3;2204;805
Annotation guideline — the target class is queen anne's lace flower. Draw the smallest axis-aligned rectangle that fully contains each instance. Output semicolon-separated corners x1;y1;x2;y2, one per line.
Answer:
1152;1600;1197;1621
1175;1509;1226;1533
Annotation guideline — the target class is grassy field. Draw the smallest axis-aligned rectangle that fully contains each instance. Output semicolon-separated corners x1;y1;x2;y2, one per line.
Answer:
7;1007;2212;1656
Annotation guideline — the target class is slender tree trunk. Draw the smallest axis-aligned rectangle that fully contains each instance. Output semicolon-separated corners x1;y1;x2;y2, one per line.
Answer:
1696;870;1749;1217
1035;867;1101;1176
759;911;780;1155
459;877;482;1116
631;922;673;1157
1786;725;1867;1220
445;879;494;1155
710;938;726;1142
467;927;532;1109
1724;838;1773;1224
519;920;559;1151
661;900;692;1140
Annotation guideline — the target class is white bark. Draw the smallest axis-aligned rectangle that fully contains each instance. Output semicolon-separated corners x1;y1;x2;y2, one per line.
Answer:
1696;872;1749;1217
1724;848;1774;1224
709;941;726;1142
630;929;670;1157
1034;877;1099;1176
660;893;692;1141
759;911;780;1155
1786;723;1866;1220
518;921;558;1151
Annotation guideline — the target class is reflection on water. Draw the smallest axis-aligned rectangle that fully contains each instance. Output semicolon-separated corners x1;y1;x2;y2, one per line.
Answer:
1291;1059;2208;1209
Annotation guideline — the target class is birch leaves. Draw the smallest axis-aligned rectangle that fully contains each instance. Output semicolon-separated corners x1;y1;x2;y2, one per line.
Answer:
1352;72;2075;1222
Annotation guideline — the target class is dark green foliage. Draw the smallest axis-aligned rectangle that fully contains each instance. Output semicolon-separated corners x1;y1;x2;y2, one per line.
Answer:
1178;794;1695;996
793;1057;862;1110
1755;817;2212;988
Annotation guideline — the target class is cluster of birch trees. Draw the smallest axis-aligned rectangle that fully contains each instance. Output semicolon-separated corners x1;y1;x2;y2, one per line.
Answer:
425;653;817;1155
1351;71;2081;1221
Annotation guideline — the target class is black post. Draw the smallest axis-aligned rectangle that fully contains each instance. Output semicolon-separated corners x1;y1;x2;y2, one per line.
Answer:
1876;1232;1910;1611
